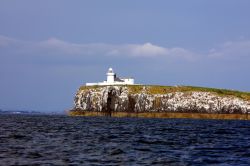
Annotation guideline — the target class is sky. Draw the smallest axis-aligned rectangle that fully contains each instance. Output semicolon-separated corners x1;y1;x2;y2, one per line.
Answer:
1;0;250;112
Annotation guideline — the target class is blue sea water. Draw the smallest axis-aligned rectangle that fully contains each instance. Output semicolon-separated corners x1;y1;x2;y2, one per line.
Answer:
0;114;249;166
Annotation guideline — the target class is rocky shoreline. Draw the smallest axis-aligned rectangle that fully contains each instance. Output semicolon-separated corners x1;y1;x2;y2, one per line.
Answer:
69;85;250;119
68;110;250;120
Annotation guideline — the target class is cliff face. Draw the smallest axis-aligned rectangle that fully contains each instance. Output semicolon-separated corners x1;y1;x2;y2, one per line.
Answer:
73;86;250;114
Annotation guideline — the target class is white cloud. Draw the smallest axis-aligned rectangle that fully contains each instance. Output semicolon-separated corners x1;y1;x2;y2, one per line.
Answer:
38;38;88;55
129;42;167;56
208;40;250;59
0;35;194;59
2;35;250;63
0;35;19;47
105;43;169;57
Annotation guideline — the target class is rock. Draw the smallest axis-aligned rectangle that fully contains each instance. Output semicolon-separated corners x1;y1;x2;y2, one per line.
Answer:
73;86;250;114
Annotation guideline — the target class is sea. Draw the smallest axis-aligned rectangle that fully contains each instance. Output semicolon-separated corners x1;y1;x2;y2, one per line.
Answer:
0;114;249;166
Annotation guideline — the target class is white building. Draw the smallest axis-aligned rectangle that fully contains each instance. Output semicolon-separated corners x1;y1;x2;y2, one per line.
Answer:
86;68;135;86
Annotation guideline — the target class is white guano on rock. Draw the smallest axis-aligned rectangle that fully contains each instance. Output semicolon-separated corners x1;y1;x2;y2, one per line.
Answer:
74;86;250;114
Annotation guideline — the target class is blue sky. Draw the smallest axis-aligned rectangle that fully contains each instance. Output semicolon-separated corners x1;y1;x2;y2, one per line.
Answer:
1;0;250;112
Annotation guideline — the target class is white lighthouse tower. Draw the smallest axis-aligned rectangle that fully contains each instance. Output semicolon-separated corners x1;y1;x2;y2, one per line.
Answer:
106;67;115;83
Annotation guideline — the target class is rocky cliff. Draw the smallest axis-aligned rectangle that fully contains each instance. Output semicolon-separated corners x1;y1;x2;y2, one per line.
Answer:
71;85;250;115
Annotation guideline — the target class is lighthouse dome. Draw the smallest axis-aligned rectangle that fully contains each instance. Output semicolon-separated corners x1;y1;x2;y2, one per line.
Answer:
108;67;113;73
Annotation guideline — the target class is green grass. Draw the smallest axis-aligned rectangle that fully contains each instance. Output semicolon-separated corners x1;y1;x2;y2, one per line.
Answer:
145;85;250;101
78;85;250;101
79;85;103;91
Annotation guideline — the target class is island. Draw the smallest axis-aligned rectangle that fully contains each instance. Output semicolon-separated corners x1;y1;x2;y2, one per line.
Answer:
68;68;250;120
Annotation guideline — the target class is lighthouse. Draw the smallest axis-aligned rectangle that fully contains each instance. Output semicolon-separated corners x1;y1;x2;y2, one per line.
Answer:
106;68;115;83
86;67;135;86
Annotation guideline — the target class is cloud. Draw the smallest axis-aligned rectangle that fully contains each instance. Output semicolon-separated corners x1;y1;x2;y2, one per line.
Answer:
0;35;194;59
0;35;21;47
126;43;167;56
40;39;195;59
208;40;250;59
2;35;250;66
107;43;195;59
